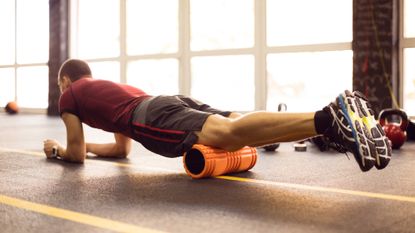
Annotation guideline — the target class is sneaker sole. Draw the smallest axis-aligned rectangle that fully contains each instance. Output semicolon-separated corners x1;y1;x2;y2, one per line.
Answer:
338;91;376;171
353;91;392;169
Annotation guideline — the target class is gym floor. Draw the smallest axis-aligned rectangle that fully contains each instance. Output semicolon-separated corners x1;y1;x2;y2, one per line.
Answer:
1;113;415;233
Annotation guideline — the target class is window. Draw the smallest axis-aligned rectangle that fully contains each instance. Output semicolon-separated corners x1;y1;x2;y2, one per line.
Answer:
190;0;254;51
127;0;178;55
17;66;48;108
266;0;352;112
70;0;351;112
191;55;254;111
127;59;179;96
267;51;352;112
71;0;180;94
403;0;415;38
88;61;120;83
0;0;15;65
76;0;119;59
126;0;179;95
0;0;49;109
267;0;352;46
402;0;415;116
0;69;15;106
16;0;49;64
189;0;255;110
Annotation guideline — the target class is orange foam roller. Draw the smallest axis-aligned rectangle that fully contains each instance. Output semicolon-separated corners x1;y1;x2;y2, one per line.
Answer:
183;144;258;179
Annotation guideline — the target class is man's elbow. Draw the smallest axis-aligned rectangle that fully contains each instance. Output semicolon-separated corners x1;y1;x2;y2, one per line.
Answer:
63;156;84;163
65;151;86;163
117;148;130;158
115;146;131;158
73;156;85;163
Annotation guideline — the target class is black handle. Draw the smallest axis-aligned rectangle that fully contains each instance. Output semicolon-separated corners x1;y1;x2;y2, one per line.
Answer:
379;108;409;131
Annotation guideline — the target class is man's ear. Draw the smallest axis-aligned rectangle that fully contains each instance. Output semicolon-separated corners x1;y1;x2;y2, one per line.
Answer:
63;76;71;84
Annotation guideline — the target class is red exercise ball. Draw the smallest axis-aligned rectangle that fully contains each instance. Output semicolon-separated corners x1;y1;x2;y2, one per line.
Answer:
5;101;19;114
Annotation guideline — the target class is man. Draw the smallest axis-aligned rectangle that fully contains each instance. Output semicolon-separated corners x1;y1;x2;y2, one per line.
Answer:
43;59;392;172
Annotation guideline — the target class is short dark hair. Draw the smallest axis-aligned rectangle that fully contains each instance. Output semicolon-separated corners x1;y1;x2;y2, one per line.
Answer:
58;59;92;82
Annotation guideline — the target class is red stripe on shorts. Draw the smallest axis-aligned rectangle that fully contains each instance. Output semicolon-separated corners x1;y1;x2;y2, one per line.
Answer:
134;131;182;143
132;122;185;135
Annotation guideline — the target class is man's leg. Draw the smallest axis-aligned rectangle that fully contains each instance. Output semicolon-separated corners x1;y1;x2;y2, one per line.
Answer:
196;111;319;151
196;90;392;172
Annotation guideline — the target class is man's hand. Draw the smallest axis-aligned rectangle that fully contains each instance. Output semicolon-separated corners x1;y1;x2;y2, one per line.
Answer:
43;139;62;159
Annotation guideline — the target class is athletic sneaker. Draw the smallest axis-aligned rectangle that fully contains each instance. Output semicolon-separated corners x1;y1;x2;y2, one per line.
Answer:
350;91;392;169
323;90;377;172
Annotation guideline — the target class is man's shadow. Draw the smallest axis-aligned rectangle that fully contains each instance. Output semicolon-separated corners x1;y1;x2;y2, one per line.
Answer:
44;157;366;230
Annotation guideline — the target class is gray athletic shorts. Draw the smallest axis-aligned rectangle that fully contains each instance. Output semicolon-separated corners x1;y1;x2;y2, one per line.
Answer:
130;95;231;158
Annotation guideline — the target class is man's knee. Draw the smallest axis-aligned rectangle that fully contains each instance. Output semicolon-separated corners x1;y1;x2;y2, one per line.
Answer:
198;115;243;151
203;114;234;138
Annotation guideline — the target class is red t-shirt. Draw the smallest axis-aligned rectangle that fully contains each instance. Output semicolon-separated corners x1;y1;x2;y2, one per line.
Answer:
59;78;150;137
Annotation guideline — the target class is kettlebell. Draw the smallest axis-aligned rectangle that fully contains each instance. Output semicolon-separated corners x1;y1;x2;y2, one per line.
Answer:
379;108;408;149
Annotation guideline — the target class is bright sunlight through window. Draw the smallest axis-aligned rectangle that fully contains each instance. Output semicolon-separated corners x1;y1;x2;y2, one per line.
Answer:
267;0;352;46
267;51;353;112
190;0;254;51
127;0;178;55
0;0;49;109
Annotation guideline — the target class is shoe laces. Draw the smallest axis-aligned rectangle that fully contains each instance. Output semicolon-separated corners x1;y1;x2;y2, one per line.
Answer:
319;134;351;160
327;142;351;160
327;141;348;153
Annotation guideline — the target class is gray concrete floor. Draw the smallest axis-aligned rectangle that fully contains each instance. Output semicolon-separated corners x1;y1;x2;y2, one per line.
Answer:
1;113;415;233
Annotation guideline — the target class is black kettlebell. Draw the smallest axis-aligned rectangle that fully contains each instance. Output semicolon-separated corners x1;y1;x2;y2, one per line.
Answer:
379;108;408;149
277;103;287;112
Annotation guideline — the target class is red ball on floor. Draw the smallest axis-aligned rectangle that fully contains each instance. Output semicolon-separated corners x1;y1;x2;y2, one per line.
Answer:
5;101;19;114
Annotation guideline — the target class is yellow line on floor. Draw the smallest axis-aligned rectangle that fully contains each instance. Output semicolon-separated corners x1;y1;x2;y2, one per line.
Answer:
216;175;415;203
2;147;415;204
0;147;171;171
0;147;44;156
0;194;165;233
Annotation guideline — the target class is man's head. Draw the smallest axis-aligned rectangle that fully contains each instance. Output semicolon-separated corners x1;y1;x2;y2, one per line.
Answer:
57;59;92;93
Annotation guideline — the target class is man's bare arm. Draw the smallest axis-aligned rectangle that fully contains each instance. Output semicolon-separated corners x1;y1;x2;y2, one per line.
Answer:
43;113;86;163
61;112;87;162
86;133;131;158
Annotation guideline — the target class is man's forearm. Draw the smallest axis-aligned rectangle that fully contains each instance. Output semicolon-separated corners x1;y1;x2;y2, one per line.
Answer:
86;143;128;158
54;145;85;163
